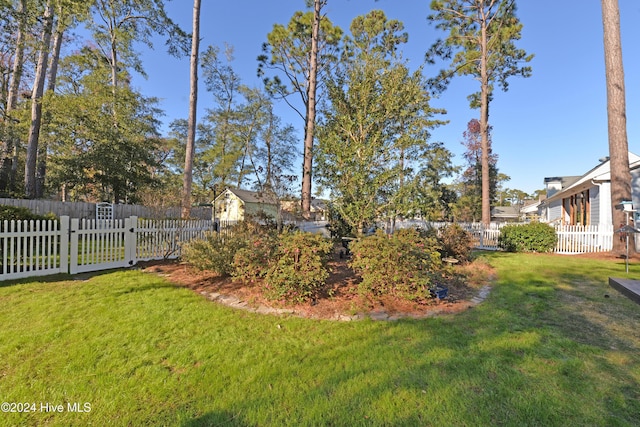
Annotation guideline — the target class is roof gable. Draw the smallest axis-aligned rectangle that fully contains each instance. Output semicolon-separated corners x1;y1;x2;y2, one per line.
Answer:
545;152;640;203
215;188;278;205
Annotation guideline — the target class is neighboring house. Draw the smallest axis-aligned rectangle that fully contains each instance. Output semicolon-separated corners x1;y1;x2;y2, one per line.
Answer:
491;206;521;222
491;200;543;222
310;199;328;221
540;152;640;226
521;198;544;221
280;198;328;221
213;188;278;222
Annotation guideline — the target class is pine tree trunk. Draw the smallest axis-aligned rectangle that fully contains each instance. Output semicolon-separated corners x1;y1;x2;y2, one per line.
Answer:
182;0;201;219
480;17;491;225
301;0;322;219
25;0;54;199
0;0;27;194
35;19;64;198
602;0;632;254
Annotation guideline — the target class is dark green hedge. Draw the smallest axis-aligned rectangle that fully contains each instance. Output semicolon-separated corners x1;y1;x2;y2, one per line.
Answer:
498;222;557;253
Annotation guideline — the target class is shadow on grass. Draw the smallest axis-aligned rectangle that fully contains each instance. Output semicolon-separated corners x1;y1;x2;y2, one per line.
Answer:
0;268;122;289
203;252;640;425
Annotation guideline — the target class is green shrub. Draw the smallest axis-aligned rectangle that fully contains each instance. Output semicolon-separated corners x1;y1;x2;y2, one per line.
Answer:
181;221;275;276
498;222;558;253
232;233;279;284
438;224;473;263
263;232;333;303
0;205;57;223
181;232;247;276
349;229;443;301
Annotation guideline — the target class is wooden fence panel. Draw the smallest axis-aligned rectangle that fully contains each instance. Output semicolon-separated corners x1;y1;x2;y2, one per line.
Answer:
0;198;211;220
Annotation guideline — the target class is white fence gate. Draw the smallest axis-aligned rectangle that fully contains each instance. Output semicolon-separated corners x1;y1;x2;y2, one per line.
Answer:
69;217;135;274
1;216;216;281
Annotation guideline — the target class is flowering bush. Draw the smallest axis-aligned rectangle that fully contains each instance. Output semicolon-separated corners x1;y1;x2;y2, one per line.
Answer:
349;229;443;301
263;232;333;303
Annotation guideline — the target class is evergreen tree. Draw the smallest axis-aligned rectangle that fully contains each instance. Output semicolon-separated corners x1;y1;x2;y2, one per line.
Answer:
427;0;532;224
316;11;452;234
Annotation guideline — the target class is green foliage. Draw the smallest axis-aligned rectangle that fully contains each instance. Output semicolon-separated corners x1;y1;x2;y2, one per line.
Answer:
438;223;473;263
426;0;533;102
87;0;189;78
498;222;557;253
451;119;504;222
326;203;354;239
182;221;281;277
349;229;443;301
232;233;279;284
263;232;333;303
0;205;57;223
192;46;299;200
316;11;453;233
257;9;342;117
181;232;246;276
44;48;164;202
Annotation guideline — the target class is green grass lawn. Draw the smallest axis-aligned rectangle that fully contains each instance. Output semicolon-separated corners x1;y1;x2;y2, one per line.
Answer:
1;253;639;426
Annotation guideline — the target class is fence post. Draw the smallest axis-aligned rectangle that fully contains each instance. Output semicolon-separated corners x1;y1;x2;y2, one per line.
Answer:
124;216;137;266
69;218;80;274
59;216;70;274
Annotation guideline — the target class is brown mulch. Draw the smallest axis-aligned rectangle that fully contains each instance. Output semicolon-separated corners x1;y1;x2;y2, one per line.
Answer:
138;252;494;320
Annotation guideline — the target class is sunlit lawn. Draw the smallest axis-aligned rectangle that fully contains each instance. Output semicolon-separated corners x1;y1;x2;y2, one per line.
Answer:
0;253;639;426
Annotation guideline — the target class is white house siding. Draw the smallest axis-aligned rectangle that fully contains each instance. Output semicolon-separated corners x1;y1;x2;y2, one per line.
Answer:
598;182;612;226
217;193;244;221
244;202;278;220
547;200;563;223
562;199;572;223
590;185;600;225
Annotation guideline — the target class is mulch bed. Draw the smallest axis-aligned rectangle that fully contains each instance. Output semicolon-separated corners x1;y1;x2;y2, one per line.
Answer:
138;253;493;320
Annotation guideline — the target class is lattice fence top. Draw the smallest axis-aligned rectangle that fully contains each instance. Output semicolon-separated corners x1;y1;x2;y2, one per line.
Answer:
96;202;114;221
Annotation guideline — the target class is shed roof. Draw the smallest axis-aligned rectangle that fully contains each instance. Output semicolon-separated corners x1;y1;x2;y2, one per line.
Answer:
491;206;520;218
215;188;278;205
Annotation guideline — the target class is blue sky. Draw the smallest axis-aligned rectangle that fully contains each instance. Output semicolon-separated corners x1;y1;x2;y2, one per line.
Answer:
121;0;640;195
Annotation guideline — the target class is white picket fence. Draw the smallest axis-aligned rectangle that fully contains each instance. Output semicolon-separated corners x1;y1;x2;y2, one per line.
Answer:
1;216;216;281
554;224;615;254
394;220;619;254
0;216;627;282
